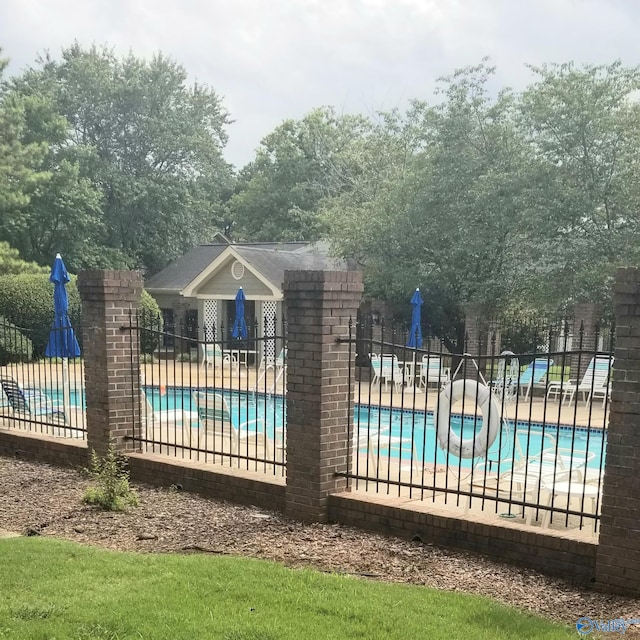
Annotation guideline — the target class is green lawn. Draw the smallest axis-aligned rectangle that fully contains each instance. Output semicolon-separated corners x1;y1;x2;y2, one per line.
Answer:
0;538;574;640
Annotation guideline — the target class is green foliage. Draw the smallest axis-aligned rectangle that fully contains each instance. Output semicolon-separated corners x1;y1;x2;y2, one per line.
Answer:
230;107;370;241
0;53;50;219
7;43;233;273
83;446;138;512
0;273;81;355
324;59;640;325
139;290;162;355
0;241;48;276
0;315;33;364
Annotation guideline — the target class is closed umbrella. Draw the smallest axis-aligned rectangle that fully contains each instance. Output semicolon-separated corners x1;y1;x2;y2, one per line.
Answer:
231;287;248;340
406;288;423;349
45;254;80;421
405;288;423;391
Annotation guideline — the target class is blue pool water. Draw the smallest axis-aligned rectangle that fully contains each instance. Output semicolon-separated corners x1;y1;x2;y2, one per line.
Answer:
51;386;606;471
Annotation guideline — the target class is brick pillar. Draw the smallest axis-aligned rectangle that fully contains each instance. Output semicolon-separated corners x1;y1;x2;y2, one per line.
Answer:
283;270;364;523
571;302;602;382
596;268;640;595
463;304;490;380
77;271;144;457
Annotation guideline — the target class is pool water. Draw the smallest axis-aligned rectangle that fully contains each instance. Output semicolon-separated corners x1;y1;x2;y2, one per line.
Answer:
51;386;606;471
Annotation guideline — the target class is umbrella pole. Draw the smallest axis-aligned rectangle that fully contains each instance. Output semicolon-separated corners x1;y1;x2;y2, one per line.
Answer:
62;357;71;430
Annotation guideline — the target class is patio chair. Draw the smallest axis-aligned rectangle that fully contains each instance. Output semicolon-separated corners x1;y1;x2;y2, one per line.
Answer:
141;387;198;430
417;355;450;390
370;354;404;392
517;358;553;401
200;342;236;373
545;355;613;406
254;347;287;393
490;351;519;402
355;425;420;474
191;391;271;459
0;375;66;423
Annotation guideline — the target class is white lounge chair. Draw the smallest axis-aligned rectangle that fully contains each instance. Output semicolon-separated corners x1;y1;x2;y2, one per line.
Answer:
200;342;237;373
545;355;613;406
254;347;287;394
516;358;553;402
191;391;271;460
141;387;198;429
418;355;450;389
0;375;66;423
476;429;595;525
370;354;404;392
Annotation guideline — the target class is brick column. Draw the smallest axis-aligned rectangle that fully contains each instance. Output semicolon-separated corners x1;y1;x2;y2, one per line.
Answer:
571;302;602;381
283;270;364;523
596;268;640;595
77;271;144;457
463;304;490;380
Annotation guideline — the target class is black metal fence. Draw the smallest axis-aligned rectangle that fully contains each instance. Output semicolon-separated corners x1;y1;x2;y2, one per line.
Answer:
0;315;86;438
127;312;287;475
346;316;615;533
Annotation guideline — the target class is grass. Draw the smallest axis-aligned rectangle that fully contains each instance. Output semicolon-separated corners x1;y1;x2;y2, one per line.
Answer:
0;538;575;640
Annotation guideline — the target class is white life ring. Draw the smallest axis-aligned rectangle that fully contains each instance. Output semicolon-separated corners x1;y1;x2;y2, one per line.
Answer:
436;379;501;459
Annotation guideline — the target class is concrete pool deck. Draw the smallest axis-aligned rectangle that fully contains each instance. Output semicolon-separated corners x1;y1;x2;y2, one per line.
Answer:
0;361;610;432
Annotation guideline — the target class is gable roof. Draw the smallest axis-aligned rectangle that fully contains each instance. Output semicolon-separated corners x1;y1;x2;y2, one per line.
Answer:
145;241;340;293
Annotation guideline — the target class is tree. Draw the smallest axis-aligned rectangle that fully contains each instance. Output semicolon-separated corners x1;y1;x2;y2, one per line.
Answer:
0;52;49;222
324;63;531;340
8;44;233;272
229;107;370;241
0;241;47;276
516;61;640;311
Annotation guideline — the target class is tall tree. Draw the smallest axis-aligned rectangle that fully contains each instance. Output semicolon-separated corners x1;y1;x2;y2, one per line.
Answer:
0;53;49;222
516;61;640;310
325;63;531;335
8;44;233;272
229;107;370;241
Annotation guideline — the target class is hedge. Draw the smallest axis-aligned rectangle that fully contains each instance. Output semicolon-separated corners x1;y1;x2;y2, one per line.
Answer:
0;274;161;357
0;316;33;365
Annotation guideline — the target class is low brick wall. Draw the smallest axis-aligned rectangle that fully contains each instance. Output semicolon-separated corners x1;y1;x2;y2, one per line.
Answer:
127;453;286;511
329;493;598;580
0;428;88;468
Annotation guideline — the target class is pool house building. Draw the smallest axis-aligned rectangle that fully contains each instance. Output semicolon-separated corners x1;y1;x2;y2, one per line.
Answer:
145;236;342;361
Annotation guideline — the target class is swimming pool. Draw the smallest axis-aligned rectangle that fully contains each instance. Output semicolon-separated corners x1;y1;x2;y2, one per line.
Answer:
51;385;606;472
145;386;606;472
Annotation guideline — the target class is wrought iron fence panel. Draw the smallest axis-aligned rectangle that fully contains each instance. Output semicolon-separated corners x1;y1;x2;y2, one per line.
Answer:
345;316;614;534
0;316;86;439
126;311;286;476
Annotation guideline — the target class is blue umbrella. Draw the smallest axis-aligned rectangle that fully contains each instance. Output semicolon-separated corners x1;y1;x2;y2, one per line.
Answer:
45;254;80;358
406;288;423;349
231;287;248;340
45;254;80;422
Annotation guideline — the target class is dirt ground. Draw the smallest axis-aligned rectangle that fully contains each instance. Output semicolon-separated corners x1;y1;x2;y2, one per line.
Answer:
1;455;640;635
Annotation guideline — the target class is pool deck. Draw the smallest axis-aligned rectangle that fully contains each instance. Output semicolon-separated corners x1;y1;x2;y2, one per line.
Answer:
1;361;609;431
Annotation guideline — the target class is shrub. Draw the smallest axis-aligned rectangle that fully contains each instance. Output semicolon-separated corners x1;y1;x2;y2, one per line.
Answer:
139;290;163;355
0;272;161;357
0;273;81;357
0;316;33;364
83;446;139;512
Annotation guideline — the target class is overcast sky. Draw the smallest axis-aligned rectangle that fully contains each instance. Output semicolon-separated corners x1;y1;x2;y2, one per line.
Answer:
1;0;638;169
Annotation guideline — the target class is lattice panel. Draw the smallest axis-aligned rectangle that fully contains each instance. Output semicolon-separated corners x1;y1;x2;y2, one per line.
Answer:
203;300;218;341
262;301;277;365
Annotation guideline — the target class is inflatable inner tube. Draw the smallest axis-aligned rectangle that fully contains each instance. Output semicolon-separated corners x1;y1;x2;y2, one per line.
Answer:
436;379;501;459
